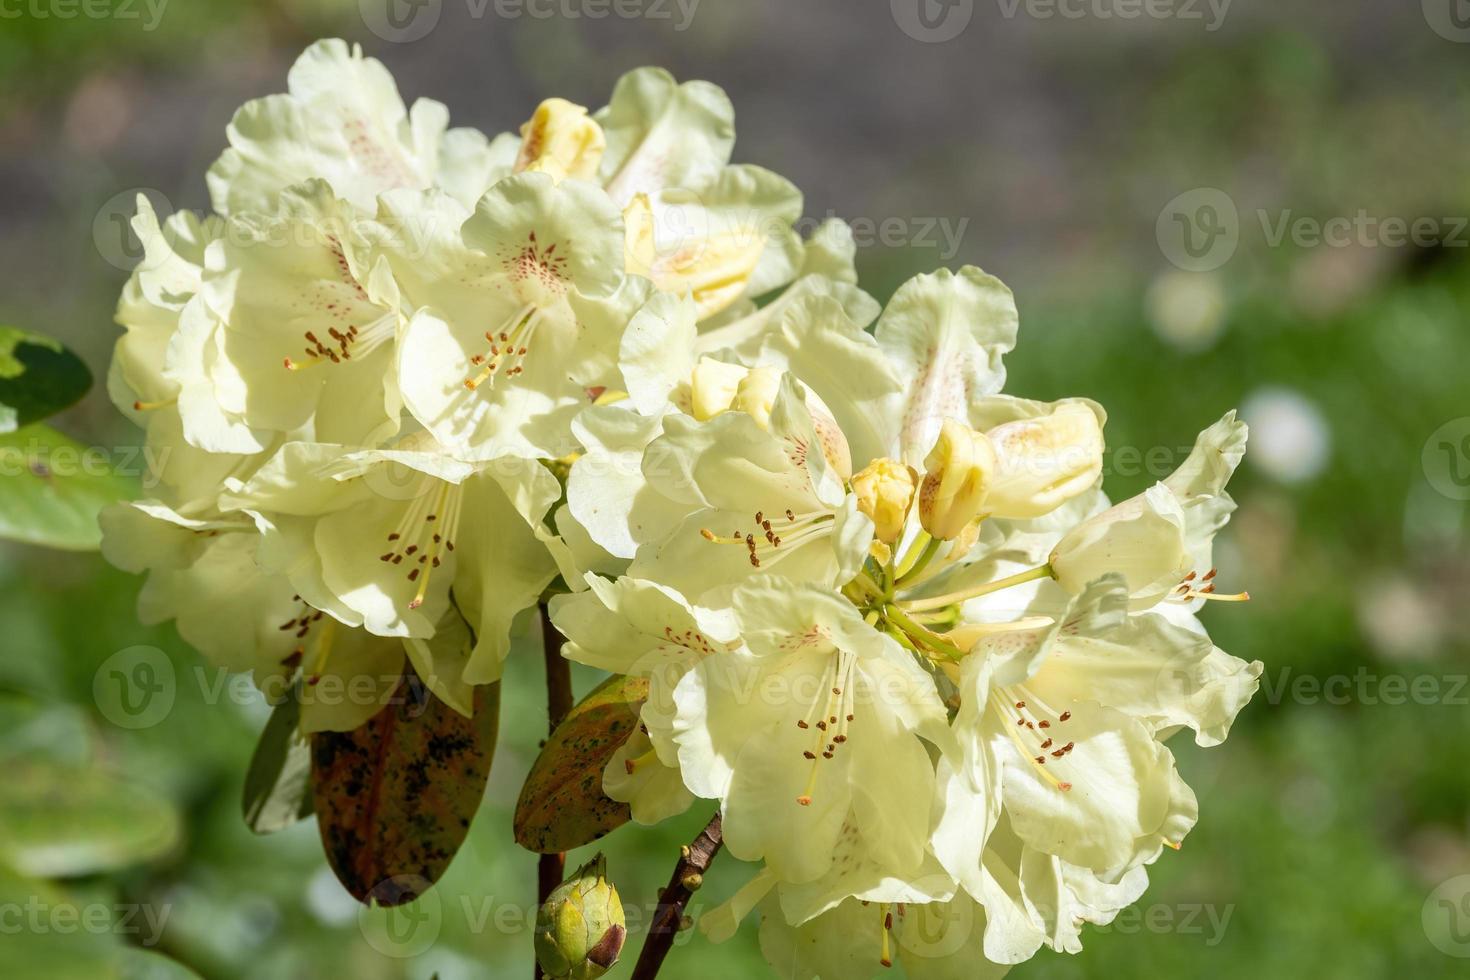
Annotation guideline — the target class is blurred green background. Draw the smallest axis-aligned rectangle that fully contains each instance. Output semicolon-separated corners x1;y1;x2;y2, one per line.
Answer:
2;1;1469;977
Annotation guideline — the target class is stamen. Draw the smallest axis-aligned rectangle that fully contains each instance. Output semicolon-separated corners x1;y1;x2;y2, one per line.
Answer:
285;312;396;370
1170;568;1249;603
464;305;540;391
991;688;1074;792
701;508;835;570
879;904;894;968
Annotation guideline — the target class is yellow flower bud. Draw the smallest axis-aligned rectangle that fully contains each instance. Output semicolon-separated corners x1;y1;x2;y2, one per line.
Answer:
534;854;627;980
732;366;783;429
984;402;1104;519
851;458;918;544
688;357;748;421
514;98;606;183
918;419;997;540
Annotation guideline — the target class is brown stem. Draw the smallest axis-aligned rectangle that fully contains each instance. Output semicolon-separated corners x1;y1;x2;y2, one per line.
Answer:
536;601;575;978
630;813;724;980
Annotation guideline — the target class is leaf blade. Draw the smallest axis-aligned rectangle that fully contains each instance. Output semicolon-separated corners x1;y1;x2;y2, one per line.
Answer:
0;424;138;550
311;669;500;906
513;673;649;854
0;326;92;432
241;684;314;835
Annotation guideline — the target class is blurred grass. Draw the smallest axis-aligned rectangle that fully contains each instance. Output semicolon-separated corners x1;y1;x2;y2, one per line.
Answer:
2;2;1470;977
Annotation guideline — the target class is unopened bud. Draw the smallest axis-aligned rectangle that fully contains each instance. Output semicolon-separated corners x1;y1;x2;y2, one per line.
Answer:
732;366;783;429
851;458;918;544
984;402;1103;519
534;854;627;980
688;357;748;420
919;420;997;541
514;98;606;182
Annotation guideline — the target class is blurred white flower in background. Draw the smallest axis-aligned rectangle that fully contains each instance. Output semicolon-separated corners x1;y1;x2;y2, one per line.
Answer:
1145;269;1227;353
1240;385;1330;484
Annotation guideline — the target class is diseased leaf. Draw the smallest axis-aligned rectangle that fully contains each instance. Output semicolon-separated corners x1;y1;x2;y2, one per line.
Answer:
311;668;500;906
514;674;650;854
0;761;180;878
0;424;137;550
242;684;314;835
0;326;92;433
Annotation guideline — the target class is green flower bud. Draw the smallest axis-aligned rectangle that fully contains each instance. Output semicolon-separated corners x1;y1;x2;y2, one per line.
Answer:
534;854;627;980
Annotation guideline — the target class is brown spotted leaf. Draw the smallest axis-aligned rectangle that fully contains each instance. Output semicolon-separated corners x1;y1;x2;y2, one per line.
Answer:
311;668;500;906
514;674;649;854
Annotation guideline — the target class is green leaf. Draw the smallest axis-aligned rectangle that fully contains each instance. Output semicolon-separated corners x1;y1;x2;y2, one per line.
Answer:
0;326;92;432
0;424;137;550
241;684;314;835
514;674;649;855
311;669;500;906
0;693;92;765
0;761;181;878
0;865;200;979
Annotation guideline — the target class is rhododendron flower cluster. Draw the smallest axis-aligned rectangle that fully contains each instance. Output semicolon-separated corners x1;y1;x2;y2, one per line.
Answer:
104;40;1260;978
